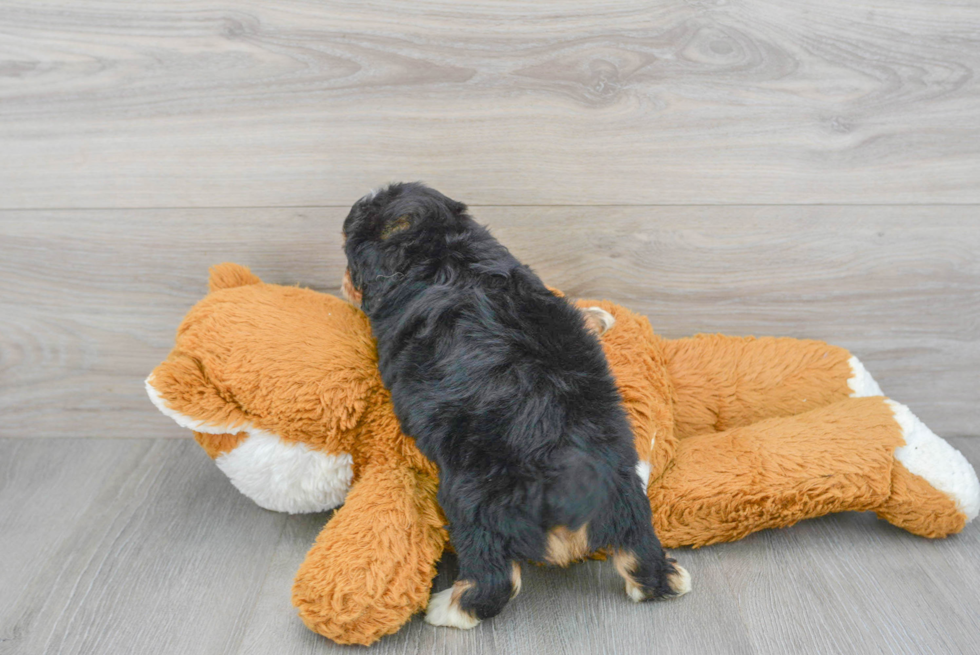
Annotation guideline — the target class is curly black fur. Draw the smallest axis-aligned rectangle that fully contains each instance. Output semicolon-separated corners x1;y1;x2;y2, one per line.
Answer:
343;182;682;621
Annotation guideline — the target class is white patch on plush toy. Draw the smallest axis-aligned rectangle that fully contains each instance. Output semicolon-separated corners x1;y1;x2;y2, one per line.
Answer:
146;377;354;514
215;431;354;514
425;587;480;630
847;356;884;397
635;460;651;493
886;400;980;522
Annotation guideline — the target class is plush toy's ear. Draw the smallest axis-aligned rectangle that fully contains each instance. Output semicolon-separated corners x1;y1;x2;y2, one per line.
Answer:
209;262;262;292
146;264;267;431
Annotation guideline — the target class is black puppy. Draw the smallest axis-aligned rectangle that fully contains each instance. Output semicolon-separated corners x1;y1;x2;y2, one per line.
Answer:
342;183;689;629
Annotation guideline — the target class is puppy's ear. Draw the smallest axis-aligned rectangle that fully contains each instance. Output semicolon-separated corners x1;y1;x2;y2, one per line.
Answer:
380;214;412;240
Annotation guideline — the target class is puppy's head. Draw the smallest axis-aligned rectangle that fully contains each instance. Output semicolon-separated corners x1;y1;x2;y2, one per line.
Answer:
342;182;469;309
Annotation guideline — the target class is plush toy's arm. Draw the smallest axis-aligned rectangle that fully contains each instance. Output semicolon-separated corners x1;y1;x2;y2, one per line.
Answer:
292;463;447;646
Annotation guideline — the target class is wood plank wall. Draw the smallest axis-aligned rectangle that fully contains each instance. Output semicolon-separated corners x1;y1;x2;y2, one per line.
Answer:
1;1;978;438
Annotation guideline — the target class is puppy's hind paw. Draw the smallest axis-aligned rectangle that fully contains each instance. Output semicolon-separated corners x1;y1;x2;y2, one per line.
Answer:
626;563;691;602
615;551;691;602
425;584;481;630
666;564;691;597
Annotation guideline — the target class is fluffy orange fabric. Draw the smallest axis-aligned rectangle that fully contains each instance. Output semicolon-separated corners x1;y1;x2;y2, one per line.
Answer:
194;432;247;458
292;463;446;644
666;334;855;439
650;397;906;547
147;263;971;646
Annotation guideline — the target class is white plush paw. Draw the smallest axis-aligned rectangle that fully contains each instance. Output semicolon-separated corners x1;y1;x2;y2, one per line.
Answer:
845;359;980;524
425;587;480;630
887;400;980;522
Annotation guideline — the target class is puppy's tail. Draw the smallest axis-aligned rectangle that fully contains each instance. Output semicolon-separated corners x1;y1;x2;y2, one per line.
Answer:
544;450;610;530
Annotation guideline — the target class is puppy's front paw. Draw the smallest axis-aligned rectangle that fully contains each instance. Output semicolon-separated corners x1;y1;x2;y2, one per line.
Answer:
425;585;481;630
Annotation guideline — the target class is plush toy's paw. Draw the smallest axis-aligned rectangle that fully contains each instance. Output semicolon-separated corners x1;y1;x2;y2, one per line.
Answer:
876;400;980;537
292;465;448;645
847;362;980;533
886;401;980;521
424;585;481;630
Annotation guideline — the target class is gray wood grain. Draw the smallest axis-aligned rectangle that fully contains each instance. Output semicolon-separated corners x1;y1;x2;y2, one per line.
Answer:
0;438;288;655
717;492;980;654
2;437;979;654
240;523;754;655
2;206;977;439
1;1;979;208
0;439;149;652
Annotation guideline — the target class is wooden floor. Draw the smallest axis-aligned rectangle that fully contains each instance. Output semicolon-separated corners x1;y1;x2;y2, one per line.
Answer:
2;1;980;653
2;437;980;655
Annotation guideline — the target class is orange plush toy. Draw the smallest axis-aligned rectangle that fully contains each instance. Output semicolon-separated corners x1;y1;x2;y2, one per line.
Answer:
147;263;979;646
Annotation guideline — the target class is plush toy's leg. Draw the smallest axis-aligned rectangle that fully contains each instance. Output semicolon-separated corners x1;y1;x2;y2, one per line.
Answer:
662;334;979;541
292;464;447;646
652;397;901;547
664;334;856;439
649;397;979;547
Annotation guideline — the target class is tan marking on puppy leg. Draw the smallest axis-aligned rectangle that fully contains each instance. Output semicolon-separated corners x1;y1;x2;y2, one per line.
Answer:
613;550;645;602
581;306;616;336
341;268;362;307
450;579;474;605
544;524;590;567
510;562;522;599
425;580;479;630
